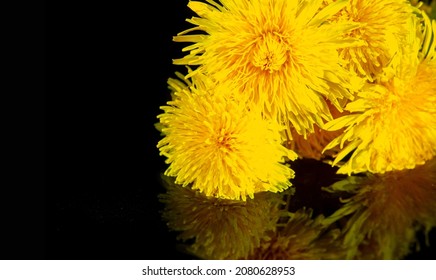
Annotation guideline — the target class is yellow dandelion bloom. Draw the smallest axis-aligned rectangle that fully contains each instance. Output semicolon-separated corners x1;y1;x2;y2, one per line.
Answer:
245;208;345;260
323;157;436;259
330;0;416;81
159;175;288;259
285;100;346;160
174;0;363;135
323;14;436;174
157;74;297;201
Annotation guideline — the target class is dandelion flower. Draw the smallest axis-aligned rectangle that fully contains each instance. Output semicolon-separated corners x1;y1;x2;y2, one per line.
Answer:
323;157;436;259
174;0;363;135
245;208;346;260
157;74;297;200
330;0;416;81
159;175;287;259
323;14;436;174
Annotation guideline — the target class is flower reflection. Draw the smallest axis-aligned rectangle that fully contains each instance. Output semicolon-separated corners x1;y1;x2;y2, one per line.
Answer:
159;175;289;259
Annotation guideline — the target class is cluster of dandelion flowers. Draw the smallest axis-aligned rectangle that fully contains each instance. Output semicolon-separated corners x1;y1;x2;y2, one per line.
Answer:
157;75;297;201
173;0;364;136
322;157;436;259
244;208;346;260
159;175;287;259
322;14;436;175
329;0;416;81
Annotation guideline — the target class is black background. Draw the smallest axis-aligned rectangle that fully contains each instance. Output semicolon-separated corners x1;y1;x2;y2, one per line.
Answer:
14;1;434;260
44;1;196;260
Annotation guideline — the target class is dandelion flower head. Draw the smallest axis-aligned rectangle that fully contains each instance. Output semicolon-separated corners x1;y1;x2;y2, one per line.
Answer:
328;0;417;81
157;74;297;201
323;13;436;174
174;0;364;136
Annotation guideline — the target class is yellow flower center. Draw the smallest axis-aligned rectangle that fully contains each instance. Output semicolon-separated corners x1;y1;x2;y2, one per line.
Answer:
252;33;288;73
216;131;234;152
380;77;407;114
